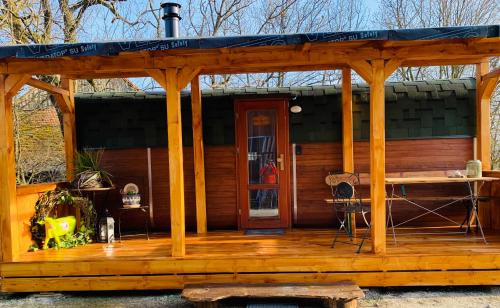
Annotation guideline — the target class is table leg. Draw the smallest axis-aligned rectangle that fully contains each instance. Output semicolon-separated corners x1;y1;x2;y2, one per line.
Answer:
387;184;397;245
466;181;487;244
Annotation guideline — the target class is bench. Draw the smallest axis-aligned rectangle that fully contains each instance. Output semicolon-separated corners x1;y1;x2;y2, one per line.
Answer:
182;282;364;308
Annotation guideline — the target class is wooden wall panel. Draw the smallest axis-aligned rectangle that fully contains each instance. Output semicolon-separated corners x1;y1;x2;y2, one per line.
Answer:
294;138;474;228
483;171;500;231
100;149;149;231
101;146;237;232
15;183;60;253
16;193;38;252
101;138;472;231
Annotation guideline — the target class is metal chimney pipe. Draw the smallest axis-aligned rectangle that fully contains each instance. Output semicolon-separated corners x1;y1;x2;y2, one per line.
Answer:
161;2;181;38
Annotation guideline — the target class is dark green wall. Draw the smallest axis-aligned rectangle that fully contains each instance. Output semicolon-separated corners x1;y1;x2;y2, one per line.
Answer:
75;80;476;149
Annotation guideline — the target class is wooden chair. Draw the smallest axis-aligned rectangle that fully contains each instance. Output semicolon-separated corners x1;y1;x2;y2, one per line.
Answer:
326;172;371;253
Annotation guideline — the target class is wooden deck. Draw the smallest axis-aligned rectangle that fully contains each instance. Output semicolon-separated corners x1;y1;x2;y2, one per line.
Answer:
1;228;500;292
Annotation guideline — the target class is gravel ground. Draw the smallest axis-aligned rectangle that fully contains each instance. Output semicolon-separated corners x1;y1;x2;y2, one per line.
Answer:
0;287;499;307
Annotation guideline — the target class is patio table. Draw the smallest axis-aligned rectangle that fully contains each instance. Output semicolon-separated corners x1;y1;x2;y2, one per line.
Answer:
385;176;498;244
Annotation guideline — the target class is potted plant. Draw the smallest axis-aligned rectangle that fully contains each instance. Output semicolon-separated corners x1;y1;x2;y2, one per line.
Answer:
121;183;141;208
72;149;113;189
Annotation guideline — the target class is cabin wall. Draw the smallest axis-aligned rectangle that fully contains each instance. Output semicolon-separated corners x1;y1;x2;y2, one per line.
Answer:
100;145;237;231
101;137;472;231
78;80;477;231
294;138;473;227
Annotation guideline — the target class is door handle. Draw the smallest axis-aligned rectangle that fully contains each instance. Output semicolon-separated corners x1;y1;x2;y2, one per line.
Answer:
277;154;285;171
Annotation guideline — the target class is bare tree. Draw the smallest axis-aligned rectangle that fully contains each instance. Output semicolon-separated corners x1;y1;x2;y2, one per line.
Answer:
377;0;500;169
377;0;499;81
181;0;368;88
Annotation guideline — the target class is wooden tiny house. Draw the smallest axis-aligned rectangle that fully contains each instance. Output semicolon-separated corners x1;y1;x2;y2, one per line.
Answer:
74;80;476;232
0;25;499;291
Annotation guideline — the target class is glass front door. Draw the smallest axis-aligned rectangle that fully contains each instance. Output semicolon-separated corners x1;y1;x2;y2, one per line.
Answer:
236;99;289;229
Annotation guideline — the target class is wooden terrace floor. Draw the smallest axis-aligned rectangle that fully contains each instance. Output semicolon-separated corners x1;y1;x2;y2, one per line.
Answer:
1;229;500;292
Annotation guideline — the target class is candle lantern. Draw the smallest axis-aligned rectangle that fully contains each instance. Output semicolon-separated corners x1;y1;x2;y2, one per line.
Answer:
98;209;115;243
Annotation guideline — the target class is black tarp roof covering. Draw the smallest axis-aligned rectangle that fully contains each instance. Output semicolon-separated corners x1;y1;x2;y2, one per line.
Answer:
0;25;498;59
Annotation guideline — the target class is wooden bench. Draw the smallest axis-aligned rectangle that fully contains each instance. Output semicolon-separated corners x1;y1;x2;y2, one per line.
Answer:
182;282;364;308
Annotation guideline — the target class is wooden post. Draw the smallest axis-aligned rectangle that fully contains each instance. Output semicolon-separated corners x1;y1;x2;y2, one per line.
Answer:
166;68;186;257
369;59;386;254
342;68;354;173
191;75;207;234
342;68;356;237
476;61;492;171
60;78;77;181
0;75;20;261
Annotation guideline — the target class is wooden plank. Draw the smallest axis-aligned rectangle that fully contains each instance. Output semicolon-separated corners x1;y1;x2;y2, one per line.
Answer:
60;78;76;181
0;75;20;262
341;68;356;236
369;59;386;254
482;67;500;80
350;60;373;84
5;229;500;276
487;171;500;230
16;183;59;195
342;68;354;173
2;270;500;292
402;57;486;67
384;59;401;79
385;176;498;184
5;74;30;99
181;282;364;304
178;67;202;90
146;69;167;89
166;68;186;257
476;61;492;171
2;38;497;77
191;75;207;234
26;78;70;97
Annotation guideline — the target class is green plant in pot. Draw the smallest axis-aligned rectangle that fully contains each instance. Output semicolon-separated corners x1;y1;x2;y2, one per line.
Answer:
72;149;113;189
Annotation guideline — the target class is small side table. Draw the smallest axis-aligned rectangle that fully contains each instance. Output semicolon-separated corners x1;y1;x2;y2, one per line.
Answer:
118;206;150;242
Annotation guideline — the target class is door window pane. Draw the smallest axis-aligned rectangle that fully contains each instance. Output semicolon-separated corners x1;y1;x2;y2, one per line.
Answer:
247;110;278;184
249;189;279;218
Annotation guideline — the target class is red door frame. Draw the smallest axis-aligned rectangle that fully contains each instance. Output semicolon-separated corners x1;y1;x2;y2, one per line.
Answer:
235;98;290;229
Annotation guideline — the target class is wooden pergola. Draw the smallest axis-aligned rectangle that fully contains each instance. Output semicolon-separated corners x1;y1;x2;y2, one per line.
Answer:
0;27;499;262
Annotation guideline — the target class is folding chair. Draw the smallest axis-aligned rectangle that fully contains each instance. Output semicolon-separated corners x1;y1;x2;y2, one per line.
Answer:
326;172;371;253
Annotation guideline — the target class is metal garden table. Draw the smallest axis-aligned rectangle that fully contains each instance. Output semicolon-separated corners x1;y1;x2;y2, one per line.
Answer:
385;176;498;244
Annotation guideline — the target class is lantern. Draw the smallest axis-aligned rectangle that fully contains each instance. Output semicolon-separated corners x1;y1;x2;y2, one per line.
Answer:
98;209;115;243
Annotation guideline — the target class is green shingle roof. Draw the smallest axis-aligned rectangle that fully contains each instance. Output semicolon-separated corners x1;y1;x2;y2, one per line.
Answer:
75;79;476;149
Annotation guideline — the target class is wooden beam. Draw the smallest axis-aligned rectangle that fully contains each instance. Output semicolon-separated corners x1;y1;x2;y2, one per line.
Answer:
342;68;354;173
476;61;497;171
166;68;186;257
5;74;30;99
0;75;20;261
60;78;77;181
369;59;386;255
350;60;373;84
26;78;70;97
476;60;491;170
402;57;486;67
146;69;167;89
481;67;500;80
178;67;201;90
27;78;73;113
64;71;148;80
1;38;499;77
191;75;207;234
384;59;402;79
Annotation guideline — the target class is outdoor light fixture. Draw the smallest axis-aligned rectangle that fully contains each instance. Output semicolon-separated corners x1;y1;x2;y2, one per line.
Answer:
290;95;302;113
290;105;302;113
